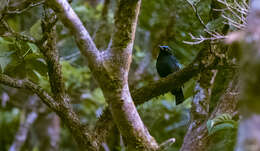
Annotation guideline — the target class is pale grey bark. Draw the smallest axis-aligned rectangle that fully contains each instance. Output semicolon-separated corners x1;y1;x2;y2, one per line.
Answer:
47;0;160;150
9;95;38;151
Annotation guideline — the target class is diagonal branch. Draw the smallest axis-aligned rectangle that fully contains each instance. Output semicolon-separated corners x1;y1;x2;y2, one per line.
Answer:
184;0;207;29
9;111;38;151
46;0;101;69
0;20;37;43
4;0;44;15
36;7;97;150
9;95;39;151
0;0;44;21
0;73;97;150
0;74;58;110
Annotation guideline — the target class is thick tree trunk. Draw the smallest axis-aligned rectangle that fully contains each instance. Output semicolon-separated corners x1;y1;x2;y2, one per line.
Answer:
181;73;239;151
96;1;158;150
236;1;260;150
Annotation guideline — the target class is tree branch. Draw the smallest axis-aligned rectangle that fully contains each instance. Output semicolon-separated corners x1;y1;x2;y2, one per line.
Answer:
0;20;37;43
0;0;44;21
181;73;239;151
40;7;64;95
36;7;97;150
236;1;260;150
9;111;38;151
3;0;44;15
0;73;97;150
132;63;201;105
98;0;160;150
9;95;39;151
0;74;58;110
46;0;101;69
94;46;217;148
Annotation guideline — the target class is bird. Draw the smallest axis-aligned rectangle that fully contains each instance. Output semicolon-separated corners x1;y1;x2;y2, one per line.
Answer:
156;45;184;105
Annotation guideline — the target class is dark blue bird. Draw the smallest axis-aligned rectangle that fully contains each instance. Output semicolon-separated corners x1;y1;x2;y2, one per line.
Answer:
156;46;184;105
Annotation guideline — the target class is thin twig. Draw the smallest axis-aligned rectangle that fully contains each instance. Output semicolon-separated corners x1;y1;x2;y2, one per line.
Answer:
0;20;37;43
6;0;45;15
184;0;208;29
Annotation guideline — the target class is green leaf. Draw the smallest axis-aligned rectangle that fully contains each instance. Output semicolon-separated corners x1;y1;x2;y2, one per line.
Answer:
30;20;42;40
0;51;15;73
208;123;235;135
207;113;237;135
24;53;47;76
27;42;39;53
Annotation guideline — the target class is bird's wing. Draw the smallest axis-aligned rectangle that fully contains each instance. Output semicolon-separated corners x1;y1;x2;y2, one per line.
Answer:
176;62;182;69
168;55;181;71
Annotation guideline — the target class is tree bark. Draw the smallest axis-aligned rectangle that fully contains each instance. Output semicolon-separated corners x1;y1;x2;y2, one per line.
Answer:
181;73;239;151
48;0;159;150
236;1;260;150
97;1;158;150
9;95;38;151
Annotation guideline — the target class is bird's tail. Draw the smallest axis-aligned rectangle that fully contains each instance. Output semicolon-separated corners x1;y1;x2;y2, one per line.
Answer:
171;88;184;105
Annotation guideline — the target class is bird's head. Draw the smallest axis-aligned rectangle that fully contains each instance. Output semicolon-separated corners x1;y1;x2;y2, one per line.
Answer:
159;45;172;54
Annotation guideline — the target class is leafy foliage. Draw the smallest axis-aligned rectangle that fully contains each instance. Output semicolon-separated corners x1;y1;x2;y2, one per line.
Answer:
0;108;20;151
207;113;238;135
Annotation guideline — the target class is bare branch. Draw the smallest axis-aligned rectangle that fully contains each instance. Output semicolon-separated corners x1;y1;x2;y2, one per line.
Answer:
0;73;97;150
184;0;249;45
183;32;226;45
0;74;58;110
184;0;208;29
9;96;39;151
46;0;101;69
222;14;246;29
5;0;44;15
158;138;175;151
9;111;38;151
36;7;98;150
